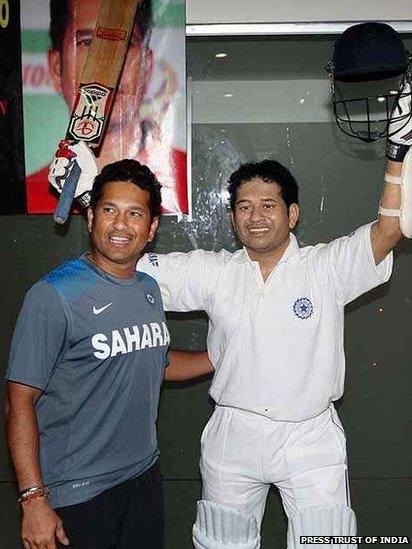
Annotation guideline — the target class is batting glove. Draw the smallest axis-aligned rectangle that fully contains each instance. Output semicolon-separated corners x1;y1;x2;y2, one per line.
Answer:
386;80;412;162
48;140;98;208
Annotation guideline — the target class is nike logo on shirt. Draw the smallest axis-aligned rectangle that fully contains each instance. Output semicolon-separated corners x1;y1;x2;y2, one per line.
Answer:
93;303;113;315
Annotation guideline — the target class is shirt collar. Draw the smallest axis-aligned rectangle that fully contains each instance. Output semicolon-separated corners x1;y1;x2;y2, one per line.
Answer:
282;232;300;263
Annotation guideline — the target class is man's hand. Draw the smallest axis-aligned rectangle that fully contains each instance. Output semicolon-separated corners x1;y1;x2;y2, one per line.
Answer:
387;80;412;161
21;497;69;549
48;140;98;208
372;80;412;262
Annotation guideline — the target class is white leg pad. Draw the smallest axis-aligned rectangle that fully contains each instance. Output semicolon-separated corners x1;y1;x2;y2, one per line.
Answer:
287;505;357;548
192;500;261;549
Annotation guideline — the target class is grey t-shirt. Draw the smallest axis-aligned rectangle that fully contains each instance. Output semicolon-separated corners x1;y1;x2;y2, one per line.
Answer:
6;255;169;508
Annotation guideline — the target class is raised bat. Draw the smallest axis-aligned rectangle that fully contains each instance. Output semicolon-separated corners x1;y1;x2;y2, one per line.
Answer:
54;0;141;224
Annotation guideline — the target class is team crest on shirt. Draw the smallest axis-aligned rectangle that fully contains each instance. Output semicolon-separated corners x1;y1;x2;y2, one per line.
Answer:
146;293;155;304
293;297;313;319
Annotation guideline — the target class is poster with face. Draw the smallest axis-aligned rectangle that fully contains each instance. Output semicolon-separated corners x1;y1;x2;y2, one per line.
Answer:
22;0;188;215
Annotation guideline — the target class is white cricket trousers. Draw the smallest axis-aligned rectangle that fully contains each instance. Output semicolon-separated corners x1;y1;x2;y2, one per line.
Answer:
199;404;351;527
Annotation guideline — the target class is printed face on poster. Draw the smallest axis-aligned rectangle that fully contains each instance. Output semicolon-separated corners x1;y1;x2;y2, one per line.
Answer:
22;0;188;215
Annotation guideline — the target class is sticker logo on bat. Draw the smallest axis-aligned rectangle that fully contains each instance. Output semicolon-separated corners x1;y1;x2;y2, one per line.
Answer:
96;27;127;42
69;83;113;143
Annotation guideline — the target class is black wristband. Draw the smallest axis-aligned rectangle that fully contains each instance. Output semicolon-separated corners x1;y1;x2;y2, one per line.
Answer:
77;191;91;209
386;141;410;162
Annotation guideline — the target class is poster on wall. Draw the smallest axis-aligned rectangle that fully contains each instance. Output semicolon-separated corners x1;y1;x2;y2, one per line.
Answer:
0;0;26;214
22;0;188;216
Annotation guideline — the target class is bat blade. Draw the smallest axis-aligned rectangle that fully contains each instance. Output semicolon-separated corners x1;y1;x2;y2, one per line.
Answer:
54;0;141;224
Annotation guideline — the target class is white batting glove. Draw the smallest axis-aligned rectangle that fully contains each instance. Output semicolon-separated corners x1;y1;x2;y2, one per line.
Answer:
386;80;412;161
48;140;98;208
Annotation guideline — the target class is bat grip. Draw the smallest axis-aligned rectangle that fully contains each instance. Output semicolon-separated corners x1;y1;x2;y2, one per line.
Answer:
54;161;82;225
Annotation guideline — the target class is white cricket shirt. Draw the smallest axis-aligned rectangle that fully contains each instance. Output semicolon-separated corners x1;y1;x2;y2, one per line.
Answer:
138;223;392;421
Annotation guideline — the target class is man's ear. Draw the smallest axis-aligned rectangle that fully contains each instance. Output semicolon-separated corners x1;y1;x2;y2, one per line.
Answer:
288;203;299;229
230;210;235;228
148;215;159;242
48;48;63;94
87;207;94;233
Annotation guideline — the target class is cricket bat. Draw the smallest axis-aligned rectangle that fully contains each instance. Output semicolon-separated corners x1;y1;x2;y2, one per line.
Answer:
54;0;141;224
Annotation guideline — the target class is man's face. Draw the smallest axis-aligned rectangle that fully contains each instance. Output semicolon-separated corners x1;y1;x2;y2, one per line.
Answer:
49;0;152;134
87;180;158;277
231;177;299;256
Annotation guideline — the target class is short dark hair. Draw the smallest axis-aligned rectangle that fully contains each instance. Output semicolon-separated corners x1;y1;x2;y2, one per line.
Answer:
90;159;162;219
50;0;152;51
228;159;299;211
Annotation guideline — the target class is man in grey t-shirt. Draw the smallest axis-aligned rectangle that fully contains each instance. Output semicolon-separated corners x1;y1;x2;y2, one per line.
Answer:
5;160;168;549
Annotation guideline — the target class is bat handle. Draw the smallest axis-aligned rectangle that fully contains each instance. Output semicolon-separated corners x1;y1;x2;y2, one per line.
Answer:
54;161;82;225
